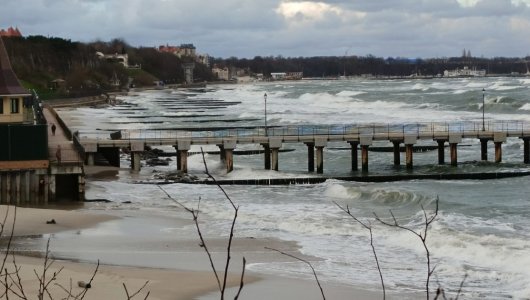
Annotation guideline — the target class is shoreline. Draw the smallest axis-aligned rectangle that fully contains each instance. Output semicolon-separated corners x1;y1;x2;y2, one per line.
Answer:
1;204;389;299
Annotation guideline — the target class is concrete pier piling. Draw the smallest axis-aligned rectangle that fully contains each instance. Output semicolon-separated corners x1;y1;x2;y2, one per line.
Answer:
315;138;327;174
436;140;446;164
523;137;530;164
480;139;489;161
269;138;282;171
262;144;271;170
349;141;359;171
404;135;417;170
130;141;145;172
449;134;462;166
177;140;191;173
392;140;401;166
360;135;373;172
494;133;507;163
223;139;237;173
305;142;315;172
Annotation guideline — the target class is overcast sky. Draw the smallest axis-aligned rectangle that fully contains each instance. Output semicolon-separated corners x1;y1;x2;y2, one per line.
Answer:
2;0;530;58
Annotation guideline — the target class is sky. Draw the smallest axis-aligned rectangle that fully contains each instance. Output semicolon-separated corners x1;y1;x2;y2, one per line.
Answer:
1;0;530;59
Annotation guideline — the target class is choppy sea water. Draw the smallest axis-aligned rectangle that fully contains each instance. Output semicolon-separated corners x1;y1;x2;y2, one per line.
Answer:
62;78;529;298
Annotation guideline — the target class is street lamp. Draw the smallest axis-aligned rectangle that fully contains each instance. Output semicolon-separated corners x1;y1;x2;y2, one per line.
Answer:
482;88;485;131
264;93;268;136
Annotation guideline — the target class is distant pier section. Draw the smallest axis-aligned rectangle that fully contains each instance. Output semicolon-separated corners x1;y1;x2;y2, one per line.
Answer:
74;121;530;174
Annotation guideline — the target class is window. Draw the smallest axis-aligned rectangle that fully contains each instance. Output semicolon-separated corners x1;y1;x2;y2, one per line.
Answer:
10;98;19;114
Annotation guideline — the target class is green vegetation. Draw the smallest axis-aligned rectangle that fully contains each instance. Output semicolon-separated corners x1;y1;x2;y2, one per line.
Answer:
2;36;214;99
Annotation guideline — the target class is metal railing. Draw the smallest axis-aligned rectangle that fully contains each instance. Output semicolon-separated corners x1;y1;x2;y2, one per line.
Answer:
77;121;530;142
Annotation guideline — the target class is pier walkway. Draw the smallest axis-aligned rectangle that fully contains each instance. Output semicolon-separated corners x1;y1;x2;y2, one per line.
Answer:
75;121;530;174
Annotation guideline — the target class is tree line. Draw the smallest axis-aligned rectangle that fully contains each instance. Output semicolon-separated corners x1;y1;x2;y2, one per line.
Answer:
213;55;530;78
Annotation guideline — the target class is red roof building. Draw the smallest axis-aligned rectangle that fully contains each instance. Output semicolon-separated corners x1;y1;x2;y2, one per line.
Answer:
0;27;22;37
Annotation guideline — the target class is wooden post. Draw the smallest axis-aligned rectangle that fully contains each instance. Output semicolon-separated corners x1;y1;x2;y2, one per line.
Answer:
405;144;413;169
437;140;445;165
393;141;401;166
306;142;315;172
480;139;488;161
24;171;30;203
6;174;11;204
15;172;21;205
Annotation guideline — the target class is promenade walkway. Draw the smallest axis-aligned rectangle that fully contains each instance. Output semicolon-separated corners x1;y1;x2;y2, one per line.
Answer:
42;107;82;165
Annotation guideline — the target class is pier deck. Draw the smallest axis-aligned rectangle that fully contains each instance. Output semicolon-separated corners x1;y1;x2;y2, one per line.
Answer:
74;121;530;174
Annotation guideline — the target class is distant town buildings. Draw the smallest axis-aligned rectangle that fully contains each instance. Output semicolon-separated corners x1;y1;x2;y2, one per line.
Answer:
270;72;304;80
95;52;130;68
0;27;22;37
444;66;486;77
158;43;210;67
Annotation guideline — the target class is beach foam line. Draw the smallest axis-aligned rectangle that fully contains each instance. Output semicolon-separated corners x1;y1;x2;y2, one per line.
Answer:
181;171;530;185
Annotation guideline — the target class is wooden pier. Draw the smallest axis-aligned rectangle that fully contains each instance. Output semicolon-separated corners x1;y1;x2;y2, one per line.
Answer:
75;121;530;174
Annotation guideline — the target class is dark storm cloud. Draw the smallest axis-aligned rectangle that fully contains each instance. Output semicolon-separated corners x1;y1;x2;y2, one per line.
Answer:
1;0;529;58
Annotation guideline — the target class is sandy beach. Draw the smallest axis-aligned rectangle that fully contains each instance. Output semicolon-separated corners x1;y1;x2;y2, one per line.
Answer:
0;201;391;300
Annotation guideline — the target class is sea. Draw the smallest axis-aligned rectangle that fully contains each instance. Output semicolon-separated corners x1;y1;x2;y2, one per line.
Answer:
40;77;530;298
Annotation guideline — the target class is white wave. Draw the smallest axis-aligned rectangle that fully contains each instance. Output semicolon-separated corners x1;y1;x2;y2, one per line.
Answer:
336;90;366;97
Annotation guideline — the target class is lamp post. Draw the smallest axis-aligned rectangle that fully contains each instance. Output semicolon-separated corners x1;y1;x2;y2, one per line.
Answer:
264;93;268;136
482;88;485;131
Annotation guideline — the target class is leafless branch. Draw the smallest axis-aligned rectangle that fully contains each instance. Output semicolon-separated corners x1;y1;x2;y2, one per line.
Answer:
233;257;246;300
265;247;326;300
123;281;150;299
374;197;439;300
333;201;385;300
157;147;246;299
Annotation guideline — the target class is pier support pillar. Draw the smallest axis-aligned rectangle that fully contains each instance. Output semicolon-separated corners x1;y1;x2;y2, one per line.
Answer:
450;144;458;166
523;138;530;164
173;146;181;170
24;172;30;203
271;148;279;171
78;175;86;201
361;145;369;172
223;139;237;173
218;145;226;162
449;134;462;166
495;142;503;163
494;133;507;164
436;140;446;165
360;135;373;173
405;145;413;169
404;135;416;170
130;142;145;172
348;141;359;171
15;173;21;205
262;144;271;170
86;153;95;166
131;152;142;172
315;138;327;174
392;141;401;166
83;143;97;166
269;138;282;171
43;175;49;204
316;147;324;174
480;139;489;161
177;140;191;173
305;142;315;172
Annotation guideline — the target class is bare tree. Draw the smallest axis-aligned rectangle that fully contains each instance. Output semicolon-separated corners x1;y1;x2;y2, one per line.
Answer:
157;148;246;299
333;201;385;300
265;247;326;300
374;197;439;299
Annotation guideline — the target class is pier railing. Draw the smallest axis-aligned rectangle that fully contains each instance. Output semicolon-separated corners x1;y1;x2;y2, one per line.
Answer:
78;121;530;143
